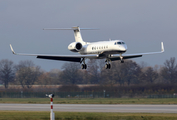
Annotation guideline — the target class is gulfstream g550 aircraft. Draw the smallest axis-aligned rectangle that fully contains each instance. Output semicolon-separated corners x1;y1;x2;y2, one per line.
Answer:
10;26;164;69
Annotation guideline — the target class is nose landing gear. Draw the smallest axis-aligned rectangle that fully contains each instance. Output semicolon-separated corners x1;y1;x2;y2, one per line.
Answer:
121;60;124;63
120;54;124;63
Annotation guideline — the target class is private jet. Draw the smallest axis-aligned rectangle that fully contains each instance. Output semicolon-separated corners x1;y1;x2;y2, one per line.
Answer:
10;26;164;69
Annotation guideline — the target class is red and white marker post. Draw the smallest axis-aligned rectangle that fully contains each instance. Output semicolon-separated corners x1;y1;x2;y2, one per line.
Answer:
46;94;55;120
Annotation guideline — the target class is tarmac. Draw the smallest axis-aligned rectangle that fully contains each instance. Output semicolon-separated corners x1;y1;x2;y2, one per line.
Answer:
0;104;177;113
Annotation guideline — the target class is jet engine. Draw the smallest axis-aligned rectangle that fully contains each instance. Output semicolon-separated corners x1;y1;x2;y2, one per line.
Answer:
68;42;83;52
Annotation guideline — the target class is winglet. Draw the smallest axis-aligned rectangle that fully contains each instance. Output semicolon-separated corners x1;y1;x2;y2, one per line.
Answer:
10;44;16;55
161;42;164;52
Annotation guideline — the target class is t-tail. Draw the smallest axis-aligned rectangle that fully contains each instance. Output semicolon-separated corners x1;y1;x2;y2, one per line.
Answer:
72;26;84;43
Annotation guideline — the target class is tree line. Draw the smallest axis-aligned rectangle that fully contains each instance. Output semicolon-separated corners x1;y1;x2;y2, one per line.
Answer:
0;57;177;89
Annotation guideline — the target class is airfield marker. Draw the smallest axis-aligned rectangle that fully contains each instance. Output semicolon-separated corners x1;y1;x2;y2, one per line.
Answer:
46;94;55;120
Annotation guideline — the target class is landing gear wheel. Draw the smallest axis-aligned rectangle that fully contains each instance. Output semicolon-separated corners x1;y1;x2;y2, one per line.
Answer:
81;64;87;69
108;64;111;69
84;64;87;69
105;64;108;69
105;64;111;69
121;60;124;63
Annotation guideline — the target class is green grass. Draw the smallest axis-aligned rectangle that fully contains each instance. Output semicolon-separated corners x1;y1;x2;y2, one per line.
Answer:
0;111;177;120
1;98;177;104
56;113;177;120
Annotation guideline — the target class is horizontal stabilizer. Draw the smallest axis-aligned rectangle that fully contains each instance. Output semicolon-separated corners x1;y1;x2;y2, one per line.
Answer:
43;26;99;31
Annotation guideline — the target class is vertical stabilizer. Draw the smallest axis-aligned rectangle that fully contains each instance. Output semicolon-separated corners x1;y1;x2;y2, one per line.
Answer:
72;26;84;43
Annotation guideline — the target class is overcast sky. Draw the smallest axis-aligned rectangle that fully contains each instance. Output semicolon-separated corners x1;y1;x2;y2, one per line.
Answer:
1;0;177;71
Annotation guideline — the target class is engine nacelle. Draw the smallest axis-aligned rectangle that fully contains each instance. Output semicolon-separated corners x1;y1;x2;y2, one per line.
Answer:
68;42;83;52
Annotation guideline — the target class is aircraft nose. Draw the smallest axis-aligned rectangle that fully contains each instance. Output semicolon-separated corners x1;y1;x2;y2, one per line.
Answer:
120;45;127;51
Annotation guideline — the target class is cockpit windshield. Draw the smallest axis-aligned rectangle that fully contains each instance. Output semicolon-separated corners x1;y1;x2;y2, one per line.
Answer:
114;42;125;45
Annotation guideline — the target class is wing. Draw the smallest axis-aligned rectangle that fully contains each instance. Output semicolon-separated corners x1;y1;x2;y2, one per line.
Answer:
10;44;98;62
110;42;164;61
36;54;98;62
10;42;164;62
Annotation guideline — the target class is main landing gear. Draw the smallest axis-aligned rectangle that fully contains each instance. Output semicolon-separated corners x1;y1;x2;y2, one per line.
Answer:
81;58;87;69
105;63;111;69
105;58;111;69
81;64;87;69
80;54;125;70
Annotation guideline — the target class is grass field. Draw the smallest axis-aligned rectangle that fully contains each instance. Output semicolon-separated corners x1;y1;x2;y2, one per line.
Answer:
0;98;177;104
0;111;177;120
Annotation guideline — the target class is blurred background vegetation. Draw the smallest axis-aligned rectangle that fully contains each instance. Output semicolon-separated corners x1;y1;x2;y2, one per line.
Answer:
0;57;177;98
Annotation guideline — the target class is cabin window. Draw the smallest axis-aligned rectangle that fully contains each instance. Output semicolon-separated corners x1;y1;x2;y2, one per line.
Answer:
122;42;125;44
92;47;96;50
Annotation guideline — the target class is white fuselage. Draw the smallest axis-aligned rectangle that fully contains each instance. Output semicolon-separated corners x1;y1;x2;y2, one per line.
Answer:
68;40;127;56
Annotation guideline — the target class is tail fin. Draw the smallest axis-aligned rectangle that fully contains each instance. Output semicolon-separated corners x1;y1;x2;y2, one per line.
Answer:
72;26;84;43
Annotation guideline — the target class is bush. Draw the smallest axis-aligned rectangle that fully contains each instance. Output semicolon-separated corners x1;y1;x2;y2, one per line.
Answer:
58;85;81;92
